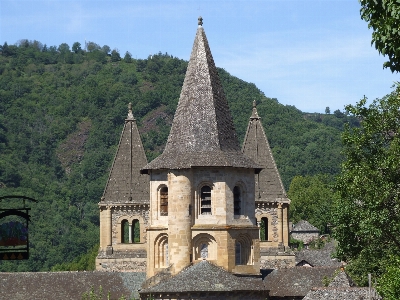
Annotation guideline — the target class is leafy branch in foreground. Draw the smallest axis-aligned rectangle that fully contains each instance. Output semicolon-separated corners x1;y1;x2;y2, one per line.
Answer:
333;84;400;288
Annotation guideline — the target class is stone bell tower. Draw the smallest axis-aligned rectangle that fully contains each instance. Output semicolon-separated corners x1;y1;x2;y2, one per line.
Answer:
141;17;262;278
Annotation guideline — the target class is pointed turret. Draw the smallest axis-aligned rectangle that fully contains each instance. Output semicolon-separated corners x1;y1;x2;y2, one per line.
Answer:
242;101;288;202
142;18;260;173
102;103;149;203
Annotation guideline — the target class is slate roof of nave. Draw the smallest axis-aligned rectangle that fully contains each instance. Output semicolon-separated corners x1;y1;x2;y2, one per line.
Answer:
142;18;261;173
242;101;288;202
102;104;149;204
140;260;265;293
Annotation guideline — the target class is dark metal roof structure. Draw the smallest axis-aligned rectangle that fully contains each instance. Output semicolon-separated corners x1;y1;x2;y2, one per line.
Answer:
142;19;260;173
102;104;149;204
242;101;288;202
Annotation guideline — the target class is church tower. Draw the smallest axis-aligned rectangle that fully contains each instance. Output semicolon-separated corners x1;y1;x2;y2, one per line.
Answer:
96;104;149;271
141;17;261;278
242;101;291;255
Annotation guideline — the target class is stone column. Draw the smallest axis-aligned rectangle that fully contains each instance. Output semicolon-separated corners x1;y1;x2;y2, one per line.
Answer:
128;223;132;243
277;203;283;246
168;170;193;275
282;204;289;247
106;207;112;246
100;206;112;249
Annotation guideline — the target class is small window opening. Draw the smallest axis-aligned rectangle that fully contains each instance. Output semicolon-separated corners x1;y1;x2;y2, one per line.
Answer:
132;219;140;243
122;219;129;243
200;186;212;215
160;187;168;216
261;217;268;241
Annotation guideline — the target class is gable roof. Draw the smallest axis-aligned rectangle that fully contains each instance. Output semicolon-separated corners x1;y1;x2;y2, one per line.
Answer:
328;270;355;288
263;267;338;297
140;260;264;294
142;19;260;173
101;104;149;204
242;101;288;202
292;220;320;232
295;241;341;267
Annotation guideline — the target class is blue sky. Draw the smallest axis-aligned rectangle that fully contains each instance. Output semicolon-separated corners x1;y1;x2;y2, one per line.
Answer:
1;0;398;113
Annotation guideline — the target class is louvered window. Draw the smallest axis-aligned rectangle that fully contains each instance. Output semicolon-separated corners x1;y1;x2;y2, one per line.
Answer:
200;186;212;215
160;187;168;216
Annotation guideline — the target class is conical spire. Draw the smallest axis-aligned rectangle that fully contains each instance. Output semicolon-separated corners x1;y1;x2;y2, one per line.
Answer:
242;102;288;201
102;103;149;203
142;18;260;172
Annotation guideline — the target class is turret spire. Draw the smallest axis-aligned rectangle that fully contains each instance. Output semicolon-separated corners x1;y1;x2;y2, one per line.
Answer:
142;19;260;173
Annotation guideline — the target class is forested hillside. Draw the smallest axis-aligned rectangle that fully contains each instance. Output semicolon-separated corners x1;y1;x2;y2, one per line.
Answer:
0;40;356;271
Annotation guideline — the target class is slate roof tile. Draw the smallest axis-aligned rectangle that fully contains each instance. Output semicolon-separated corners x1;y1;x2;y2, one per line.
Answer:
141;260;265;293
142;22;260;172
242;101;289;202
102;105;149;204
263;267;338;297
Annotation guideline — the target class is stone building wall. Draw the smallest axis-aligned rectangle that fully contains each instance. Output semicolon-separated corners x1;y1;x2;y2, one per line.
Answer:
291;232;319;244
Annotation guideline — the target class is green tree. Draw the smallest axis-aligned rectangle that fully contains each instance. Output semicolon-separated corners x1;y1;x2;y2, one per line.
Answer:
288;174;335;233
333;85;400;285
377;256;400;300
360;0;400;72
101;45;111;55
124;51;132;63
58;43;70;53
72;42;82;53
111;49;121;62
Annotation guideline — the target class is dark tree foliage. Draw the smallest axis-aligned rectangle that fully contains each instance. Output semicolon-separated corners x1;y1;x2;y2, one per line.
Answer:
0;41;348;271
333;86;400;288
360;0;400;72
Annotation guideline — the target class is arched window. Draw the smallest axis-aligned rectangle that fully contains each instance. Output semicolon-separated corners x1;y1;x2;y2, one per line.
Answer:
160;187;168;216
121;219;129;243
155;234;169;268
233;186;241;215
132;219;140;243
200;185;212;215
236;235;253;265
235;242;242;265
261;217;268;241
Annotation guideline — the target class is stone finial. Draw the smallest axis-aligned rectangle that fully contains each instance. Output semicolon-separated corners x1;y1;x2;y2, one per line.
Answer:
127;102;135;120
198;16;203;26
250;100;260;120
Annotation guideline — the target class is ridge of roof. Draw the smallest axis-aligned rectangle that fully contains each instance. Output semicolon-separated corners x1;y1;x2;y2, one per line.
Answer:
242;101;288;201
142;19;260;173
101;103;149;204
